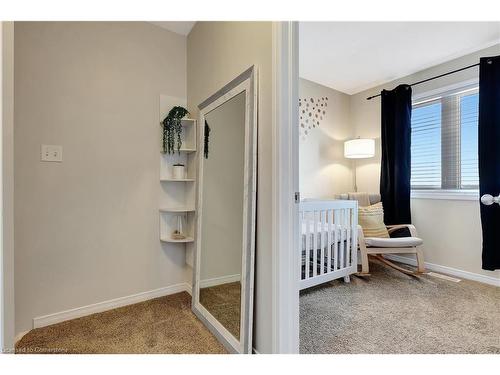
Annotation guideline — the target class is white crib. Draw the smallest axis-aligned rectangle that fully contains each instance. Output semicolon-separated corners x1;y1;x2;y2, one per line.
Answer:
299;200;358;290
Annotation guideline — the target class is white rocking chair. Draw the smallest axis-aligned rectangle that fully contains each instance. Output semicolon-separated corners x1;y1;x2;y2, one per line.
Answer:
338;193;425;276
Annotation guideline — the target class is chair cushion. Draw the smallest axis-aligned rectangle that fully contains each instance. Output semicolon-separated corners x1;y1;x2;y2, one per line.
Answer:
365;236;423;248
358;202;389;238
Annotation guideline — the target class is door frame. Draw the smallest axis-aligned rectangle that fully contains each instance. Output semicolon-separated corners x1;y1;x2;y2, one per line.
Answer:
1;21;15;352
271;21;300;354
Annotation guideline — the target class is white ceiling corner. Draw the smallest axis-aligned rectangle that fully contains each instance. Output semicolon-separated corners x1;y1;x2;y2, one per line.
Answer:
149;21;196;36
299;22;500;95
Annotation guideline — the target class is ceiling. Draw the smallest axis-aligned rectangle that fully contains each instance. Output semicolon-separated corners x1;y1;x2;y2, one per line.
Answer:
149;21;196;36
300;22;500;95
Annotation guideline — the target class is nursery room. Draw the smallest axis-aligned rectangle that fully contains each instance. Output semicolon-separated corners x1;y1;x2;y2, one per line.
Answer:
297;22;500;354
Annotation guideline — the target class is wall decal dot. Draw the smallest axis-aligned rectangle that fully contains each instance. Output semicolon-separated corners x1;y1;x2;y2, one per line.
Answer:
299;96;328;139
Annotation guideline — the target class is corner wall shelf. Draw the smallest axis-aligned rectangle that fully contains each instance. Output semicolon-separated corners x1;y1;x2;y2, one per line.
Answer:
160;178;195;182
178;148;196;153
159;207;196;213
158;95;198;268
160;237;195;244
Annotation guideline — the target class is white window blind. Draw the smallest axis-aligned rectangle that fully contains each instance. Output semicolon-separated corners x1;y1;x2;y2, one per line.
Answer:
411;85;479;191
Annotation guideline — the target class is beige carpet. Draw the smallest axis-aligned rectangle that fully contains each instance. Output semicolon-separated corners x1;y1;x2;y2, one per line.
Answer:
16;292;227;354
300;260;500;354
200;282;241;339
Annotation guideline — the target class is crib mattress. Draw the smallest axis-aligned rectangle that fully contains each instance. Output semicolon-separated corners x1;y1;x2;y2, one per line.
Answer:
301;222;349;237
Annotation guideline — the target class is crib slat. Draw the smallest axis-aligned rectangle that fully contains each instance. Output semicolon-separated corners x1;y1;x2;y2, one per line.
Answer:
327;209;332;273
339;210;345;270
319;210;325;275
346;208;351;267
305;211;310;280
299;211;304;280
333;222;338;272
313;211;318;277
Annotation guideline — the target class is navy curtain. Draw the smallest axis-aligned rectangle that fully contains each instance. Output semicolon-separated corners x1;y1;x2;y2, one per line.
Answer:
380;84;412;225
479;55;500;271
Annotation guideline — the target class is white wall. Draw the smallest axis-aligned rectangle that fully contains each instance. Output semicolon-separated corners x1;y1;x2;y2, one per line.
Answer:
187;21;274;353
1;21;15;351
350;44;500;280
14;22;190;335
299;78;353;198
201;92;245;282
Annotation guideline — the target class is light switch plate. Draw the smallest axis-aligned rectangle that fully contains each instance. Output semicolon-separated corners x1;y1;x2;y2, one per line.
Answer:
41;145;63;162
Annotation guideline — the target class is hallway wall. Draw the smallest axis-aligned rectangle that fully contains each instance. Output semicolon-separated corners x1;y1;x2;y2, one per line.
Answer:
14;22;190;335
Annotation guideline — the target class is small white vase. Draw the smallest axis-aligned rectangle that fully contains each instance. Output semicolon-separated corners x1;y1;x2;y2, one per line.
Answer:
173;165;185;180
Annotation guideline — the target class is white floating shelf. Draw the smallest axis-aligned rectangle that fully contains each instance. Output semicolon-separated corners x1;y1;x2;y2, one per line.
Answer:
160;149;196;155
160;236;194;243
160;178;195;182
159;207;196;213
159;118;196;127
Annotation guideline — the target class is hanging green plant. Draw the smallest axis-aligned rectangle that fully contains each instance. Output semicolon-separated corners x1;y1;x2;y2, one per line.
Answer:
204;120;211;159
161;106;189;154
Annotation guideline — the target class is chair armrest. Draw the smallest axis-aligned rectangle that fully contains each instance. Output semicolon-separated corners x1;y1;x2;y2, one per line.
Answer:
357;225;367;250
386;224;418;237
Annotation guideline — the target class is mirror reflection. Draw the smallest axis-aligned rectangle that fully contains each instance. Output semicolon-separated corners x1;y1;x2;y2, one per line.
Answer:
199;91;246;340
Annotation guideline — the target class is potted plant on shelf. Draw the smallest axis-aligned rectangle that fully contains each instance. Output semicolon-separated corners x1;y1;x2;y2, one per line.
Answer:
161;106;189;154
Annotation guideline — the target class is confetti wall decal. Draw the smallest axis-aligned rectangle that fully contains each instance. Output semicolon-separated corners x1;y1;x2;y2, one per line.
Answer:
299;96;328;140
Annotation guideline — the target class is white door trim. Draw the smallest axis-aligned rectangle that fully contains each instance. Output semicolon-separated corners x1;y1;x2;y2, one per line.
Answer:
271;21;300;354
1;21;15;352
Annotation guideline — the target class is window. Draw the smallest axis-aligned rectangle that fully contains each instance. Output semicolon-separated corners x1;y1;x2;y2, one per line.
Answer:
411;85;479;195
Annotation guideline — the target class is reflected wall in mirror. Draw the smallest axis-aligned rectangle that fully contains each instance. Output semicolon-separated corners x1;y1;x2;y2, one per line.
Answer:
199;91;246;340
193;67;257;354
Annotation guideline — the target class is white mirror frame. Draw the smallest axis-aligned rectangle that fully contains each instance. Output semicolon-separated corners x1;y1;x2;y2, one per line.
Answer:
192;66;257;354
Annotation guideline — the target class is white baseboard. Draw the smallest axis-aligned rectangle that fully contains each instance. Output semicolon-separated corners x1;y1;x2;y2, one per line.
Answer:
385;255;500;287
32;282;192;329
200;274;240;288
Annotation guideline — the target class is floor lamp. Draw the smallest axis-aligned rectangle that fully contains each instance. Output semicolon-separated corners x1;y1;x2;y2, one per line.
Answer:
344;138;375;192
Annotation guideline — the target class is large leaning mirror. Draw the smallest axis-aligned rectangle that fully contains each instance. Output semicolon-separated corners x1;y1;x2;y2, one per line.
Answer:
192;67;257;354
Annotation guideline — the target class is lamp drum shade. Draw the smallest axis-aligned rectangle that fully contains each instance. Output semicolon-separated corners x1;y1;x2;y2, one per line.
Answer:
344;138;375;159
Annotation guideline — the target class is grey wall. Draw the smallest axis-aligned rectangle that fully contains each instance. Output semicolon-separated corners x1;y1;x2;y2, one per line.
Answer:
187;21;274;353
349;44;500;280
14;22;190;335
299;78;353;198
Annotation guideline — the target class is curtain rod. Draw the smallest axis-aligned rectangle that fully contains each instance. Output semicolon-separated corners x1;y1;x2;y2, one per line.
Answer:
366;62;480;100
